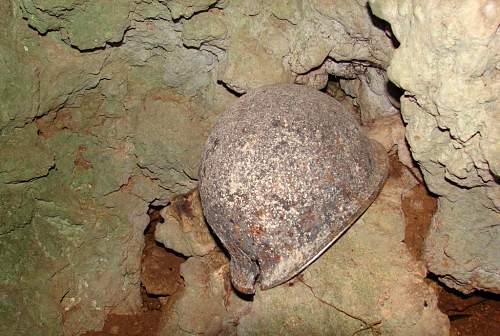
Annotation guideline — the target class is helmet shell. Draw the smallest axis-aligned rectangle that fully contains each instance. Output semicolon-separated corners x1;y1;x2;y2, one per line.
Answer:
199;84;388;294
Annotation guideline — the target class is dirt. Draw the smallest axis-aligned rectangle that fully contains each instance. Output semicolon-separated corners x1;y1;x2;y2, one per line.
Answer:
141;221;185;296
398;156;500;336
81;311;163;336
401;182;437;261
82;209;185;336
436;285;500;336
387;152;404;179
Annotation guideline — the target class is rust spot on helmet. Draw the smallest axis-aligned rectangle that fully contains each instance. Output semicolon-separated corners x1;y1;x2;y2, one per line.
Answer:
248;226;266;236
199;84;388;294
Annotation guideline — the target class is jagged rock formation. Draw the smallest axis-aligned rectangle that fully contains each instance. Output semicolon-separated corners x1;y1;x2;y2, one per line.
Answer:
0;0;495;335
370;0;500;294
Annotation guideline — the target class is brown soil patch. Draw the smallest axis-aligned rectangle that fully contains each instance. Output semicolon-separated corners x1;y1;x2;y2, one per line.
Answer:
402;183;437;260
81;311;163;336
436;285;500;336
387;152;407;179
141;221;185;296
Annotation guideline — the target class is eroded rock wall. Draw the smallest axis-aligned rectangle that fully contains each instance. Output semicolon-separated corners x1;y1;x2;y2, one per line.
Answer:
1;1;226;334
369;0;500;294
0;0;491;335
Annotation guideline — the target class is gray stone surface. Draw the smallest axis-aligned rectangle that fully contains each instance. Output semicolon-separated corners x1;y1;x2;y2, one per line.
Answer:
1;1;221;334
364;114;416;174
340;67;400;123
159;252;250;336
370;0;500;294
164;0;218;20
20;0;133;50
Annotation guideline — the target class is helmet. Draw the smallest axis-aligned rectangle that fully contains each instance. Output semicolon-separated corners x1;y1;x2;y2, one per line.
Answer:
199;84;388;294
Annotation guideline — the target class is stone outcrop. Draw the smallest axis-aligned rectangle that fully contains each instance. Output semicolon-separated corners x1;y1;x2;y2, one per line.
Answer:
370;0;500;294
159;252;250;335
1;1;220;334
0;0;495;334
20;0;133;50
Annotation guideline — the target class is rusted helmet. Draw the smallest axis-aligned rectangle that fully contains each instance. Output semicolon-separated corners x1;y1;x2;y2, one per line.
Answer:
199;84;388;294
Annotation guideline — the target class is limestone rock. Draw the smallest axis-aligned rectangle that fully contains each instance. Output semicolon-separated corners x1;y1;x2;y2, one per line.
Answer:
325;81;361;123
267;0;298;22
124;19;181;63
0;1;38;130
122;45;220;197
424;190;500;294
288;0;394;74
163;0;218;19
182;11;227;48
294;66;329;90
159;252;250;335
0;184;34;236
217;3;294;93
369;0;500;293
340;67;400;123
1;1;221;334
156;189;217;257
174;0;397;101
20;0;133;50
162;48;217;98
318;59;401;123
0;124;54;184
1;8;155;334
30;34;108;116
132;88;208;193
132;0;172;21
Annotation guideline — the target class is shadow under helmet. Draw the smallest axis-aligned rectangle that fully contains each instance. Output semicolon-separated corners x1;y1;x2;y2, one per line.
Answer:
199;84;388;294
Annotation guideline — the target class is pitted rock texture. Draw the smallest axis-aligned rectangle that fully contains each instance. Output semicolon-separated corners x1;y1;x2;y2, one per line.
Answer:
0;0;487;334
363;114;416;174
370;0;500;294
20;0;133;50
199;84;388;294
338;65;401;123
1;1;227;334
236;163;450;335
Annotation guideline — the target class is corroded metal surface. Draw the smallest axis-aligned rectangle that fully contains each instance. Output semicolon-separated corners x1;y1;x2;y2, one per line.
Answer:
199;84;388;294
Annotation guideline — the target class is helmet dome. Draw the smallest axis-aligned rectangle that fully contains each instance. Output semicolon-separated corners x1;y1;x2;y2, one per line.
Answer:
199;84;388;294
